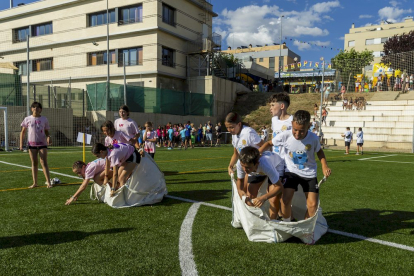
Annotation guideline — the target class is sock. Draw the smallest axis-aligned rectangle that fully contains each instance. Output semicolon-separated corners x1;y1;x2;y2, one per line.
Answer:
282;217;291;222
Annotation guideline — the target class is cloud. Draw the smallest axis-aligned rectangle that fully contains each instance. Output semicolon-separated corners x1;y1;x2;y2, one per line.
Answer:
359;14;373;19
378;6;412;22
263;0;270;3
215;2;340;48
389;0;398;7
339;36;344;40
293;40;331;51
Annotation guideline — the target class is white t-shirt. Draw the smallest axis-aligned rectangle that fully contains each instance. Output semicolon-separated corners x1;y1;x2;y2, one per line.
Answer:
356;131;364;143
236;152;283;184
114;118;139;139
262;128;268;140
271;115;293;157
272;131;321;178
344;130;353;142
231;125;262;153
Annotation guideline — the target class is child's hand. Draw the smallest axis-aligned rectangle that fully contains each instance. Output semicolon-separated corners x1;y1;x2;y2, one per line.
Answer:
322;165;331;178
245;196;254;206
252;196;266;208
228;165;234;176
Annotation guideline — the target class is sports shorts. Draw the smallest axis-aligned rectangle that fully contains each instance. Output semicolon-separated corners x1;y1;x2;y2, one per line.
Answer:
357;143;363;146
284;172;319;193
125;149;141;164
345;141;351;147
28;145;48;150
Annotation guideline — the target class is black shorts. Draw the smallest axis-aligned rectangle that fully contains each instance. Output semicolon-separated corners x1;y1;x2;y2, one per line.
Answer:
125;149;141;164
185;136;191;142
217;133;222;139
284;172;319;193
345;141;351;147
28;145;48;150
357;143;363;146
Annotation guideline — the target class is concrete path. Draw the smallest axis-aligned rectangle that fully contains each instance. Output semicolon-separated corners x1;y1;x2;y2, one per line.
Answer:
396;90;414;100
369;91;400;101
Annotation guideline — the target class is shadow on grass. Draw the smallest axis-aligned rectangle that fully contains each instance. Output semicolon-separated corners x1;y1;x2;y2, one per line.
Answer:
168;179;229;185
0;228;134;249
163;171;227;176
161;189;231;206
318;208;414;245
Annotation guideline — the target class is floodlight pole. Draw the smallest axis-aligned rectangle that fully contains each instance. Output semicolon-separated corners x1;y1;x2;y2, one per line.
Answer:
26;35;30;116
123;52;127;105
319;58;325;135
1;107;9;151
10;0;13;9
278;15;284;87
106;0;110;101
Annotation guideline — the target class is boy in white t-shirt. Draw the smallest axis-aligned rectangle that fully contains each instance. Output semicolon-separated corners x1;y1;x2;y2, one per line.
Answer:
341;127;353;154
259;110;331;221
356;127;364;155
236;147;284;218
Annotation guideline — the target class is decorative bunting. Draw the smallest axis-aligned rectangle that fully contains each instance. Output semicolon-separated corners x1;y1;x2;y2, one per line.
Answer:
283;36;342;51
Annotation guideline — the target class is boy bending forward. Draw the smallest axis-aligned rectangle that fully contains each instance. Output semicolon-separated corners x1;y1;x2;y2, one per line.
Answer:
236;147;284;217
259;110;331;221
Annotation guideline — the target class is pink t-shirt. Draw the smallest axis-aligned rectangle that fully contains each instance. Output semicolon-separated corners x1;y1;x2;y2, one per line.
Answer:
21;115;50;146
107;143;135;167
144;130;158;153
84;158;106;180
114;118;139;139
105;131;130;146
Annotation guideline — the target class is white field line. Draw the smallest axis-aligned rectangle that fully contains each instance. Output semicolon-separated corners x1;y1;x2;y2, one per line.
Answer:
360;160;414;164
179;203;201;276
358;154;398;161
0;160;81;179
2;161;414;252
0;151;84;157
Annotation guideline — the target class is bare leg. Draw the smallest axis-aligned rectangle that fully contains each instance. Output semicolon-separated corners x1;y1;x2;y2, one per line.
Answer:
117;162;137;187
304;192;319;219
39;148;52;188
281;188;295;220
268;185;282;220
28;148;39;188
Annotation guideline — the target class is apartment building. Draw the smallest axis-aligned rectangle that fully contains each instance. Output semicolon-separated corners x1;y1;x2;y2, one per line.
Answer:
344;16;414;70
0;0;217;90
221;44;300;79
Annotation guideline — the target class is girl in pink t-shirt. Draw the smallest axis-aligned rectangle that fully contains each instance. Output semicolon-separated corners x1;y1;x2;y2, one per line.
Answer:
92;142;141;197
20;102;53;188
114;105;140;148
143;121;158;159
102;120;132;146
66;159;112;205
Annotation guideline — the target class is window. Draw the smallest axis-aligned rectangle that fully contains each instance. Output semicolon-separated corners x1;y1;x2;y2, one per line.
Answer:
77;93;83;100
259;58;264;62
373;51;385;58
162;47;174;67
32;58;53;72
119;47;143;66
365;39;374;45
32;22;53;37
162;4;175;26
119;5;143;25
89;10;116;27
14;27;30;42
15;61;29;75
348;40;355;47
381;37;388;43
269;57;275;70
88;51;116;66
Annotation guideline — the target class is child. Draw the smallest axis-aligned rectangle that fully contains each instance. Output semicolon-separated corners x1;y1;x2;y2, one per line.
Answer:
259;110;331;221
167;125;174;149
143;121;158;159
225;112;263;176
185;121;192;149
102;120;131;146
92;142;141;197
236;147;284;219
66;159;113;205
321;107;328;126
343;98;348;110
180;127;186;150
268;93;292;157
356;127;364;155
341;127;353;154
114;105;140;149
160;127;166;148
197;123;204;146
20;102;53;188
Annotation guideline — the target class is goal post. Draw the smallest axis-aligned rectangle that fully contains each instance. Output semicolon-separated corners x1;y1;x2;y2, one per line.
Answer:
0;106;9;152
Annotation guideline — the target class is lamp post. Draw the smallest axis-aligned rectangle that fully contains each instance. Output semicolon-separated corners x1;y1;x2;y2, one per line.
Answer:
278;15;284;88
106;0;110;101
319;57;325;135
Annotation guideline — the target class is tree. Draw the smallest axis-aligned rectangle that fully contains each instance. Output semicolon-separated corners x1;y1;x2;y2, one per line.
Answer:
331;48;373;90
382;30;414;73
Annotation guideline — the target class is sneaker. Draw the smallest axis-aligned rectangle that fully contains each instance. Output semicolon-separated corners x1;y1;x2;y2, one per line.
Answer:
356;153;359;155
344;153;349;155
167;147;172;150
361;152;364;155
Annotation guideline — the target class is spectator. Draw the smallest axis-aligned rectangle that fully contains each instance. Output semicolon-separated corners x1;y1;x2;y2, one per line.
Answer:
340;84;346;100
215;122;222;146
261;126;268;142
206;121;213;147
324;84;331;105
313;103;318;118
321;107;328;126
341;127;353;155
410;74;414;90
343;97;348;110
356;127;364;155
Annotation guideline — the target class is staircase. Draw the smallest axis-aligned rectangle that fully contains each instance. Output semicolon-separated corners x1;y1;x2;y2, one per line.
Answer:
322;99;414;151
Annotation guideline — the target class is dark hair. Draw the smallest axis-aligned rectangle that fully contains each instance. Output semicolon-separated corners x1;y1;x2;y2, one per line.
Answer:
358;127;362;131
101;120;115;134
72;160;86;170
293;110;311;125
346;127;350;130
239;146;260;165
225;112;249;126
91;143;109;154
145;121;153;127
31;102;42;109
267;93;290;108
119;105;130;116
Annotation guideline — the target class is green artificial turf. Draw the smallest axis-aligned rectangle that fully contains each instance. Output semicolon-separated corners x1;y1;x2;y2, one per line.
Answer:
0;146;413;275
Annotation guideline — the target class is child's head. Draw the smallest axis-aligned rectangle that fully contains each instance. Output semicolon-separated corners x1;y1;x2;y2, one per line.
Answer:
346;127;350;130
101;120;115;137
292;110;311;140
358;127;362;131
72;160;86;178
145;121;153;130
30;102;42;114
225;112;243;135
119;105;130;119
268;93;290;117
91;143;108;158
239;147;260;174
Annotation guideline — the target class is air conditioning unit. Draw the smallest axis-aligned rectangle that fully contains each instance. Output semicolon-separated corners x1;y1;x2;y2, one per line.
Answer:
202;38;212;52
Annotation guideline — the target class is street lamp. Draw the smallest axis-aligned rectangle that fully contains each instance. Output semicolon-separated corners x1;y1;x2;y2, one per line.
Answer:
278;15;284;88
319;57;325;135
